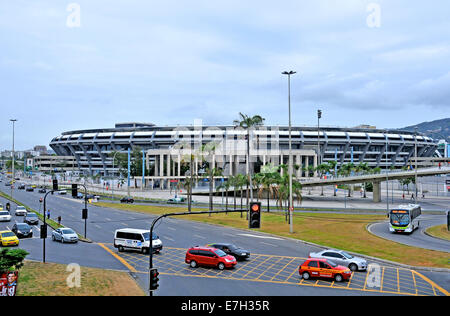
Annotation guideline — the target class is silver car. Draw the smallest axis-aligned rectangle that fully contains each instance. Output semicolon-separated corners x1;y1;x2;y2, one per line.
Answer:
309;249;368;271
52;228;78;243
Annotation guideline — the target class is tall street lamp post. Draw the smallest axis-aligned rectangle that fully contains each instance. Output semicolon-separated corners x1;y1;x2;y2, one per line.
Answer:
282;70;296;234
10;119;17;199
317;109;323;196
414;127;418;203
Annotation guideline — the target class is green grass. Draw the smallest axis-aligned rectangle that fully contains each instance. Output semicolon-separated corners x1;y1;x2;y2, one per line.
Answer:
426;224;450;241
16;261;145;296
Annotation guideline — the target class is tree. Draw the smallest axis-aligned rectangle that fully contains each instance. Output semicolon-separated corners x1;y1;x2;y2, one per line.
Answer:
233;113;265;208
0;248;28;273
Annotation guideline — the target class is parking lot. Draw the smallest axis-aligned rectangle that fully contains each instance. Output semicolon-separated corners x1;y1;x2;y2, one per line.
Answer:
100;244;447;296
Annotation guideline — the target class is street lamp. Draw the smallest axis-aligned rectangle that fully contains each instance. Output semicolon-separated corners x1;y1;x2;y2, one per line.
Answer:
414;127;418;203
282;70;296;234
317;109;323;196
10;119;17;199
385;129;389;214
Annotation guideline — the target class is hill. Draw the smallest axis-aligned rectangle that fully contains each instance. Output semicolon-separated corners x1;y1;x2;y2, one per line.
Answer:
401;118;450;141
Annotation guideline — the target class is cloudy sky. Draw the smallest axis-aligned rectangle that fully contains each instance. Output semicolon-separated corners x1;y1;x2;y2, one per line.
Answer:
1;0;449;150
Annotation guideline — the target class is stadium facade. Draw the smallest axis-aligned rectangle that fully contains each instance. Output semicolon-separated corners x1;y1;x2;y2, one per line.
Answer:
49;122;438;177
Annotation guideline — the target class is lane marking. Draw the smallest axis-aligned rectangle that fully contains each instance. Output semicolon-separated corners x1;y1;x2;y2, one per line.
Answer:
97;243;137;273
237;233;283;240
412;270;449;296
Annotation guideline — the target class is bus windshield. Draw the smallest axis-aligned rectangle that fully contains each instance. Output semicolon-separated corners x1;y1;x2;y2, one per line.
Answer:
390;210;410;227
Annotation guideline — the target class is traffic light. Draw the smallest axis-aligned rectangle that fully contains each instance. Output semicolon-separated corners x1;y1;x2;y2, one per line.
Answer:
249;202;261;229
82;208;88;220
52;179;58;191
40;224;47;239
149;268;159;291
72;184;78;198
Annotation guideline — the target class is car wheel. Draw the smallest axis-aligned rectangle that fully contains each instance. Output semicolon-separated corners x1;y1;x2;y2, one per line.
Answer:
118;246;124;252
217;262;225;270
61;237;64;244
142;247;148;254
349;263;358;272
334;274;343;282
302;272;310;280
190;260;198;268
52;235;55;241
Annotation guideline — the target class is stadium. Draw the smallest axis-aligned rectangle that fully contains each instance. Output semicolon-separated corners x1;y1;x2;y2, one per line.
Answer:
49;122;439;178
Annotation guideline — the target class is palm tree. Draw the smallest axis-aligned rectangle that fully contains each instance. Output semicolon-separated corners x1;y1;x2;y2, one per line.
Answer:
233;113;265;207
217;178;231;211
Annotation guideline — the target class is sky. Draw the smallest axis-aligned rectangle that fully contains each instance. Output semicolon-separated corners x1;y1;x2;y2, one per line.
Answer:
1;0;449;151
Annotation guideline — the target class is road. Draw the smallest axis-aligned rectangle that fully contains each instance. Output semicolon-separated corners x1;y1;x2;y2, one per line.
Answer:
1;182;448;296
368;215;450;253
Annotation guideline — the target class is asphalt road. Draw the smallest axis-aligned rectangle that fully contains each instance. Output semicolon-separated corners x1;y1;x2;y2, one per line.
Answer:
1;183;449;296
368;215;450;253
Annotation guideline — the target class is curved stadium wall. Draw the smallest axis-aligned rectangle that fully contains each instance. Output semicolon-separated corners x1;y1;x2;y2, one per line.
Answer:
49;123;438;176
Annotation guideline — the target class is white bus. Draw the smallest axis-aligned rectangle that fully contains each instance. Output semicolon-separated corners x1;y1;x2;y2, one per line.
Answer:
389;204;421;234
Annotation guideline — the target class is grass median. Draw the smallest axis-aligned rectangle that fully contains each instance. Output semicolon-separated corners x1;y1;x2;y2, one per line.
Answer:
17;261;145;296
426;224;450;241
95;201;450;269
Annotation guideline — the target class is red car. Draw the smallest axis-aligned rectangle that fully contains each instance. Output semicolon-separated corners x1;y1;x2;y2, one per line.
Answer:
299;258;352;282
185;246;237;270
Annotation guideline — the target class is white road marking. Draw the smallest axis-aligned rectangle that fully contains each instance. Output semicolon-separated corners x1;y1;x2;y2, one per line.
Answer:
237;233;283;240
260;241;277;247
163;236;174;242
194;234;205;239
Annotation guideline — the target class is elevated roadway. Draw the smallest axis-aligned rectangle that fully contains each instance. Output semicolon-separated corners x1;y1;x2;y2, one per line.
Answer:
299;167;450;202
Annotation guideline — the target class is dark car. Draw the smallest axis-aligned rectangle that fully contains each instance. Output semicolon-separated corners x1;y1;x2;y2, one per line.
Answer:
38;187;46;193
24;213;39;225
25;186;34;192
207;243;250;260
120;196;134;203
11;223;33;238
18;184;26;190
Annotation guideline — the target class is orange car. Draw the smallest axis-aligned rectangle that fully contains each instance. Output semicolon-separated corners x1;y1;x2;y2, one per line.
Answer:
299;258;352;282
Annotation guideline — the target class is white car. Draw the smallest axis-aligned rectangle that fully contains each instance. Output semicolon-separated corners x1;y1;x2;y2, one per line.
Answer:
52;228;79;243
14;206;28;216
0;211;12;222
309;249;368;271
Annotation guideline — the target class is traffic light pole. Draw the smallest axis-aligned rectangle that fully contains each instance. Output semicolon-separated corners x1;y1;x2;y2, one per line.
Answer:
148;208;247;296
42;190;55;263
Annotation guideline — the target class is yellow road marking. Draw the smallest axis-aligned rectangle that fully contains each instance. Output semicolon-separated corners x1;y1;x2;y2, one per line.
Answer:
98;243;137;273
412;270;449;296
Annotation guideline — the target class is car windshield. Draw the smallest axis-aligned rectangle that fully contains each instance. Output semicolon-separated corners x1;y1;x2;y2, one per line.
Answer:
327;260;338;267
1;232;15;237
27;213;38;218
214;249;227;257
341;251;353;259
17;224;29;229
227;244;238;251
17;206;25;210
61;229;75;234
142;232;157;241
0;211;9;216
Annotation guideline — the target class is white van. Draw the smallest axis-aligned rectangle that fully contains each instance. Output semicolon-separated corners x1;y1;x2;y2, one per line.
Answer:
114;228;163;254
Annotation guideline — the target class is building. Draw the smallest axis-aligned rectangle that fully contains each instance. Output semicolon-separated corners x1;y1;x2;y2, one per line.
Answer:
49;122;439;177
32;155;77;173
